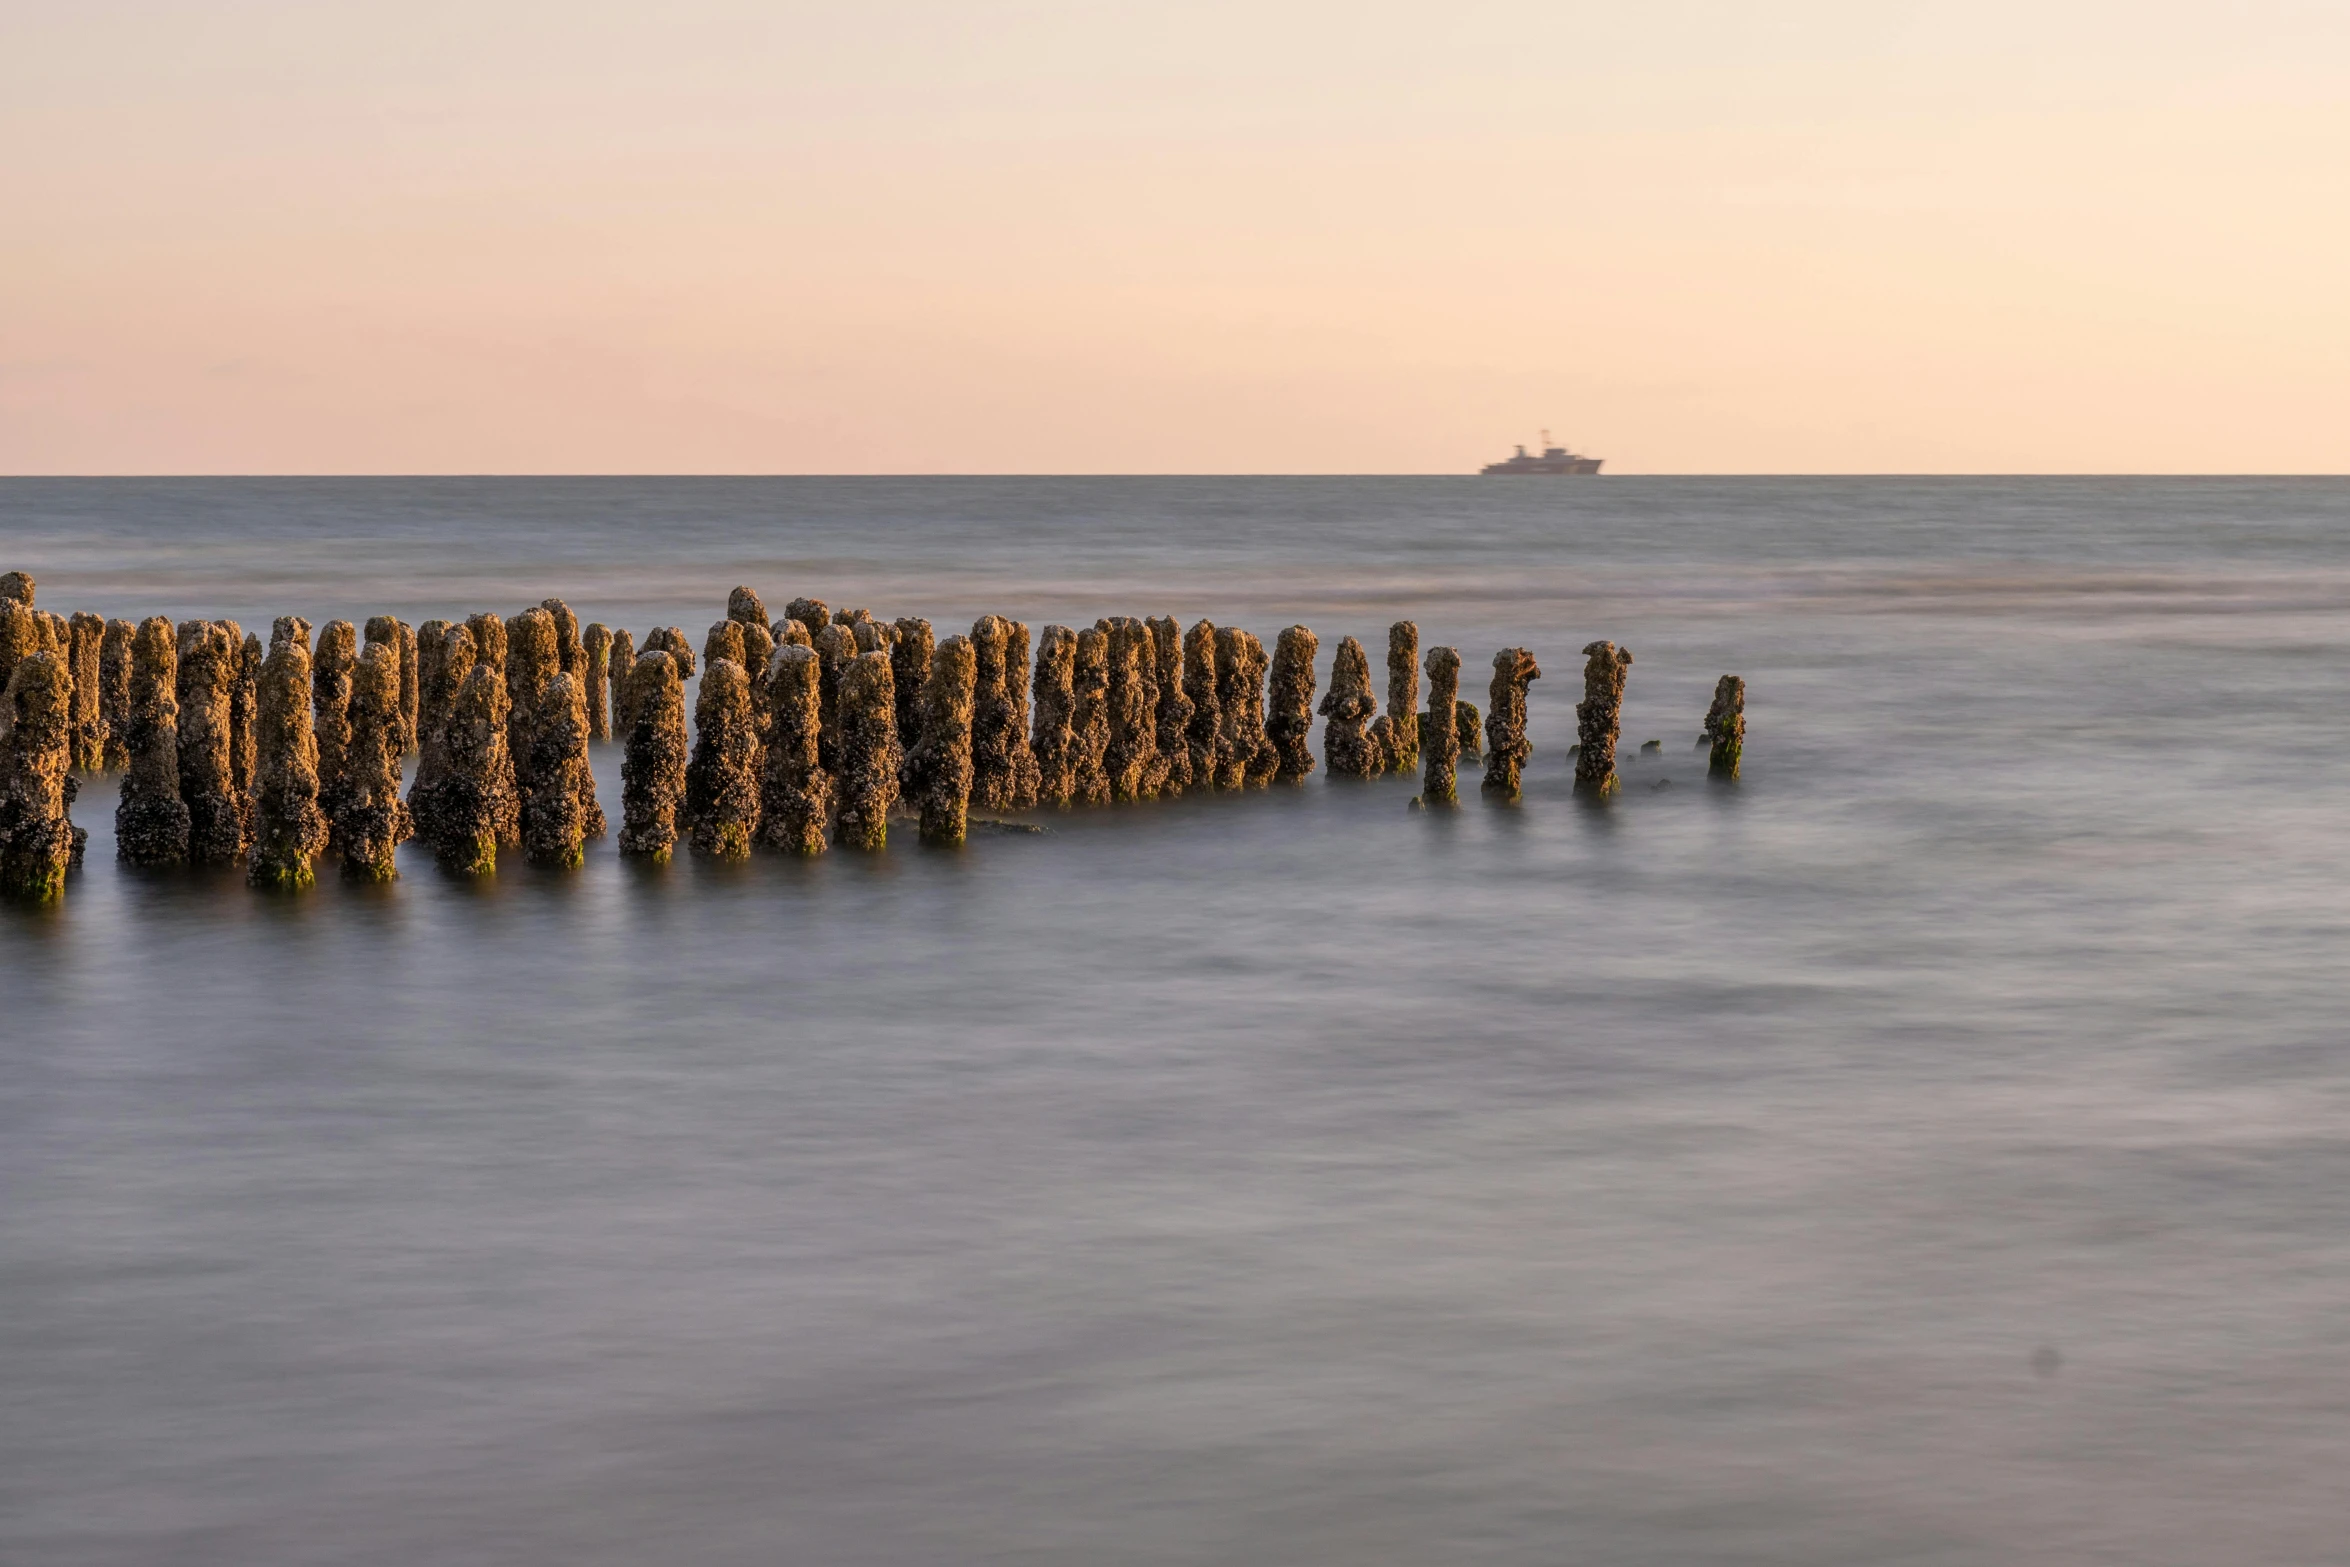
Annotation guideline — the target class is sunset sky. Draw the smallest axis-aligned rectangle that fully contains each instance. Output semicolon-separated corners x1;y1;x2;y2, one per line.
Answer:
5;0;2347;474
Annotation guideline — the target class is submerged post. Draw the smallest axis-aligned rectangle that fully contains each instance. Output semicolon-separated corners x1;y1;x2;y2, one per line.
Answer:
1482;647;1541;799
1420;646;1462;805
1572;641;1632;798
1704;675;1745;780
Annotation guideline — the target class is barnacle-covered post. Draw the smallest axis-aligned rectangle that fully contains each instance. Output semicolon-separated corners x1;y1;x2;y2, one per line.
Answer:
430;663;510;874
1182;619;1221;788
248;627;325;889
67;612;105;770
0;649;77;902
619;651;688;860
1482;647;1542;799
230;628;261;831
1213;627;1275;789
1572;641;1631;798
337;640;408;879
757;645;828;855
702;618;745;673
1419;646;1462;806
1319;635;1382;777
115;617;189;864
1100;616;1160;801
1267;625;1318;781
812;621;857;774
1704;675;1745;781
581;623;612;740
728;586;769;638
1070;625;1111;805
1147;616;1193;795
908;633;976;844
891;617;934;772
178;619;248;863
522;671;590;868
1030;625;1079;808
836;650;899;850
684;659;760;858
1383;620;1420;774
970;615;1039;811
784;598;830;642
605;626;635;733
0;571;31;607
99;618;134;770
313;619;358;832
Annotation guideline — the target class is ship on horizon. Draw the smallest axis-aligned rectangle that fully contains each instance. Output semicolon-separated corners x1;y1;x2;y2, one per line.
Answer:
1480;430;1603;475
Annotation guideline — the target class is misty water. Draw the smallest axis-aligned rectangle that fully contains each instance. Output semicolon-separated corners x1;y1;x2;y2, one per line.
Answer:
5;478;2349;1565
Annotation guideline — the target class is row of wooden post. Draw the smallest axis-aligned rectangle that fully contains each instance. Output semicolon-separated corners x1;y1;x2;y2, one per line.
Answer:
2;571;1746;901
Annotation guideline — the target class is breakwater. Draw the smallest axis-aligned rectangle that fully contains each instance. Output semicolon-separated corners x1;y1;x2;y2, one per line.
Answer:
1;571;1743;901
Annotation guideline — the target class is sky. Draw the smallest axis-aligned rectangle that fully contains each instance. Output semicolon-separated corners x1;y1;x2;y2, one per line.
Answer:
4;0;2348;474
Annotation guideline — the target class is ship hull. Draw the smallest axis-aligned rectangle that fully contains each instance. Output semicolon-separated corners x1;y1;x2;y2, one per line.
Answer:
1479;458;1603;475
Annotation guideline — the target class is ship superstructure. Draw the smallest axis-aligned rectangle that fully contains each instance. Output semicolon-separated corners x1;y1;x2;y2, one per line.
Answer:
1481;430;1603;475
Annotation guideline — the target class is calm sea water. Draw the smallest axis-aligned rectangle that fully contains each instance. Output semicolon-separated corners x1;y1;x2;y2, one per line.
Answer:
5;478;2350;1565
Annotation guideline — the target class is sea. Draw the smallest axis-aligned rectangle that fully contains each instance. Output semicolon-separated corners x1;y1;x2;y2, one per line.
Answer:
4;477;2348;1565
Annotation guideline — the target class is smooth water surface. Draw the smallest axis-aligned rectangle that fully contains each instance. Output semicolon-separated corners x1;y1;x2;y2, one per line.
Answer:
5;478;2350;1565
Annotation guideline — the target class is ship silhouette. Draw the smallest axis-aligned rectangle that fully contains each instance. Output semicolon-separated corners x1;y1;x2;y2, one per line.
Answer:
1480;430;1603;475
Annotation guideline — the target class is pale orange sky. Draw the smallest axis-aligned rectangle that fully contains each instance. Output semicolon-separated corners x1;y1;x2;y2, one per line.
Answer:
4;0;2347;474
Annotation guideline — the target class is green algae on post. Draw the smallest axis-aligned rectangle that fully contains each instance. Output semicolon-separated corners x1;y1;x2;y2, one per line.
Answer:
1573;641;1632;798
1704;674;1745;781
